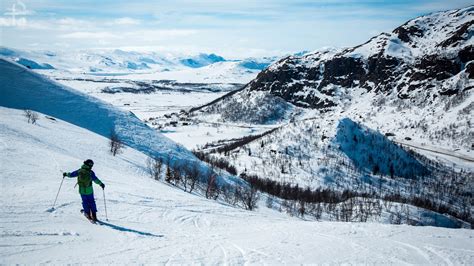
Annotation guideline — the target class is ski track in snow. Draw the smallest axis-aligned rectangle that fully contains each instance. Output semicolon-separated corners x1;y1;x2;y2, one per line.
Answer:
1;107;474;263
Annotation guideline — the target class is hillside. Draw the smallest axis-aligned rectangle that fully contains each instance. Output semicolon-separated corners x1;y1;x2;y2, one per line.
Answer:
1;106;474;264
191;6;473;162
195;6;473;150
187;6;474;226
0;58;240;185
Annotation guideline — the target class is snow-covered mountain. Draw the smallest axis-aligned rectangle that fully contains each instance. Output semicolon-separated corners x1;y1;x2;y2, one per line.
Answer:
179;53;226;68
200;6;472;113
0;46;276;83
188;6;474;226
248;6;473;108
194;6;473;150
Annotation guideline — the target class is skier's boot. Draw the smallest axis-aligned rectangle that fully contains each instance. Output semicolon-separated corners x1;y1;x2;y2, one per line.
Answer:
81;209;92;220
91;211;98;222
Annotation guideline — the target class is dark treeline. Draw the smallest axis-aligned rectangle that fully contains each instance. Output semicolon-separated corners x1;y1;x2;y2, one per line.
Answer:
242;173;472;226
384;193;472;223
193;150;237;175
203;127;278;154
241;173;369;203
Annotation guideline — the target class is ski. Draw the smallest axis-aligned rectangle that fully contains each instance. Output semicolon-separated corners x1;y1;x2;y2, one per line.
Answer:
80;209;98;224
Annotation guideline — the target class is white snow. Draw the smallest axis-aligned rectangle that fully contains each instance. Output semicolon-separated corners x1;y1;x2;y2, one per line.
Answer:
1;106;473;264
0;46;273;84
0;58;238;185
347;6;474;60
119;60;262;84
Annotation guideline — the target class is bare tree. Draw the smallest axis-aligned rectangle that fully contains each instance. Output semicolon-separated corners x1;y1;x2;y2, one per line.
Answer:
233;187;243;206
241;185;260;211
182;166;189;192
186;162;200;193
172;166;182;186
221;185;239;206
165;164;173;183
205;171;217;199
24;110;39;124
313;203;323;220
266;195;274;208
391;205;403;225
298;199;306;217
110;130;124;156
146;157;163;180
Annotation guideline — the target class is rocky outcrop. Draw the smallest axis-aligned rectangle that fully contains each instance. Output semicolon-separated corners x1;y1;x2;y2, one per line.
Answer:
242;6;473;109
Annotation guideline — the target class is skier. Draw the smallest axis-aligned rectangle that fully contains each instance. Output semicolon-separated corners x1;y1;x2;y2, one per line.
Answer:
63;159;105;222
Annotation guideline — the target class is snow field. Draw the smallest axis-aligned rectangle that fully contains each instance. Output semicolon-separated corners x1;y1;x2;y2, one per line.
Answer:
1;107;474;264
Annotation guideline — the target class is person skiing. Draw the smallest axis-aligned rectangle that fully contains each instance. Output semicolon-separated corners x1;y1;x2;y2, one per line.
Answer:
63;159;105;222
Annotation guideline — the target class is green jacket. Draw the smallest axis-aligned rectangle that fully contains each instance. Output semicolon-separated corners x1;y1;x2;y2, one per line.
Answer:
66;164;103;195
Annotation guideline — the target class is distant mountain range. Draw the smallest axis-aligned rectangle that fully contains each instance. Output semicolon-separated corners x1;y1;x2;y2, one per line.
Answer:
0;46;277;77
0;46;285;83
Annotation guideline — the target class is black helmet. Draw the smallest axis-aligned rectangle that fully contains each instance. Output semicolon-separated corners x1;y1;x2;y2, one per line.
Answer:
84;159;94;167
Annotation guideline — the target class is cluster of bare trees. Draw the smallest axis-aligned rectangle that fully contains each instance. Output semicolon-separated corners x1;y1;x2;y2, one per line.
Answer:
109;130;125;156
201;127;278;154
145;156;260;210
203;93;291;124
241;170;471;227
206;120;472;226
193;150;237;175
24;110;39;124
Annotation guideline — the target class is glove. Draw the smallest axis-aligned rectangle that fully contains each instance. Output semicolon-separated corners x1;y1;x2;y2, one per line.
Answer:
62;172;68;178
100;183;105;189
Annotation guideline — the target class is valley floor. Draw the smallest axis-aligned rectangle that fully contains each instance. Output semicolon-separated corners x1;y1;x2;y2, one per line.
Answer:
1;107;473;264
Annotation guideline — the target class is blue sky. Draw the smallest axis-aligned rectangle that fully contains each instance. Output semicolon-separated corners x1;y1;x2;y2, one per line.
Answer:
0;0;472;58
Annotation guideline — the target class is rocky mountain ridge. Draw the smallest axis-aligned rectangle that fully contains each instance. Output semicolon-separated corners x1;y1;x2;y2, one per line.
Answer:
245;6;472;109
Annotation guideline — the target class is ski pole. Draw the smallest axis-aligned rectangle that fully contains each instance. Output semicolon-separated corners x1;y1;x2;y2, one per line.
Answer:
103;188;108;221
52;176;65;210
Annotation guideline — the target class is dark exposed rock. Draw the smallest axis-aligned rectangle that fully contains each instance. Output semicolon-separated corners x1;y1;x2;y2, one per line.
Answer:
364;55;402;92
440;88;460;96
458;45;474;63
393;24;424;43
466;62;474;79
320;57;365;88
438;20;474;48
414;55;462;81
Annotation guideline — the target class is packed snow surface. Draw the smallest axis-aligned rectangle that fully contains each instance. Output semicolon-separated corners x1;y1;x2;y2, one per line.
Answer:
1;107;473;264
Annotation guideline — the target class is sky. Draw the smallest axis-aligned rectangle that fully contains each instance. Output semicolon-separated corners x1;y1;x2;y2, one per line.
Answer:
0;0;472;58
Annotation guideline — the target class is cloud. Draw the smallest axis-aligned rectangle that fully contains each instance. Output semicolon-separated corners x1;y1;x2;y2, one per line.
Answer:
0;17;27;27
58;29;197;43
109;17;141;25
2;0;472;58
60;31;120;40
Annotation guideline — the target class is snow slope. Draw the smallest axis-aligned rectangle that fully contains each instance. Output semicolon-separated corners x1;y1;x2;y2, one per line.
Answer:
0;58;234;183
1;107;473;264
